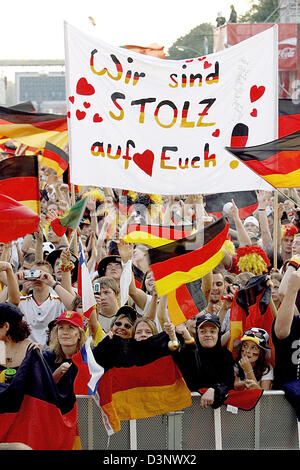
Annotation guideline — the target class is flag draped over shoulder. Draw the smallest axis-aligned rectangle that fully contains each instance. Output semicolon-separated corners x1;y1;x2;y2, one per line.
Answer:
205;191;258;220
123;223;193;248
51;196;87;236
148;217;229;296
167;279;207;326
228;274;275;364
226;130;300;189
0;155;40;214
0;194;40;243
38;141;69;177
78;239;96;319
0;349;78;450
0;106;68;151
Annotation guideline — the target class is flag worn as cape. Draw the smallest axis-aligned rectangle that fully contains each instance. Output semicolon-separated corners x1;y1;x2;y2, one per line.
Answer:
148;217;229;296
78;239;96;319
73;333;192;435
205;191;258;220
0;348;78;450
226;130;300;189
0;155;40;214
228;274;275;365
123;223;194;248
38;141;69;177
167;279;207;326
0;194;40;243
0;105;68;152
51;196;87;236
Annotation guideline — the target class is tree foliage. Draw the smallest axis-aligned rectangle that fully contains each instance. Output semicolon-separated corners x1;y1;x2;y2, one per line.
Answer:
238;0;279;23
167;23;214;60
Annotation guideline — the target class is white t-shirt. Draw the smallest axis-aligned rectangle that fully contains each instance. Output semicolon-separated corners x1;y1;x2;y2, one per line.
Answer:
18;293;65;347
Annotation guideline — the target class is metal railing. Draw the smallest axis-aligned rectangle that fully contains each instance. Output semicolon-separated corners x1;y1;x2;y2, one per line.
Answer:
76;391;300;450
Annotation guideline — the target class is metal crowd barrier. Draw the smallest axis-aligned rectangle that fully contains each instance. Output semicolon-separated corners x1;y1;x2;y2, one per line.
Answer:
76;391;300;450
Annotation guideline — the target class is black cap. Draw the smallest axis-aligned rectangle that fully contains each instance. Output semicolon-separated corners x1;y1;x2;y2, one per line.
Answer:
115;305;137;324
97;255;122;278
196;313;220;330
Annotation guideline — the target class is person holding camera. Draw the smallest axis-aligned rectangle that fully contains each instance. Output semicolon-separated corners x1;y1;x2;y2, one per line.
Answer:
17;260;77;348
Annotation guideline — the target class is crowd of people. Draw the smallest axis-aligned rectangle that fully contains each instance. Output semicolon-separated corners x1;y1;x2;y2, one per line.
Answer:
1;161;300;447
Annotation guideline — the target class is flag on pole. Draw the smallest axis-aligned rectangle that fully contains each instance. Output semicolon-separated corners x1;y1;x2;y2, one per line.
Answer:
78;238;96;319
279;98;300;138
0;155;40;214
205;191;258;219
38;141;69;177
226;130;300;189
148;217;229;296
0;194;40;243
50;197;87;237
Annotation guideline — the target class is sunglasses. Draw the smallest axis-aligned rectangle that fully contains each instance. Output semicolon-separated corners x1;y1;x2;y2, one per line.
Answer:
114;321;133;329
244;329;267;340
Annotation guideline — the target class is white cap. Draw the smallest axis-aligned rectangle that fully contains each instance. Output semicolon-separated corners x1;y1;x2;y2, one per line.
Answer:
243;216;259;228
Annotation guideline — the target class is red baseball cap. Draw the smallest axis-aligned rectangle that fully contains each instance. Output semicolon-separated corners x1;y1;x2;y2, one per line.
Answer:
55;311;84;329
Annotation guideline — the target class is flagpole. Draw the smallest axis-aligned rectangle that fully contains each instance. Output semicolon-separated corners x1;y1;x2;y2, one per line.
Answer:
273;190;278;270
70;184;78;257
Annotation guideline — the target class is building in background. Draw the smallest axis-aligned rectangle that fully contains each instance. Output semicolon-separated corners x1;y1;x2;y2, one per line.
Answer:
15;71;66;113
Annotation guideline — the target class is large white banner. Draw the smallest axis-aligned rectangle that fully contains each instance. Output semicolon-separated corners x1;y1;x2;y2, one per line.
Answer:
64;23;278;194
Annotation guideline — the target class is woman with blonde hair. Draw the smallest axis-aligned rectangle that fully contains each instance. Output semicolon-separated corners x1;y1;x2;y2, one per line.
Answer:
43;311;86;389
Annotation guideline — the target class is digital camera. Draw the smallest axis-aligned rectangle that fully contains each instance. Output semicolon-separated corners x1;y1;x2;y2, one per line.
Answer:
24;269;41;280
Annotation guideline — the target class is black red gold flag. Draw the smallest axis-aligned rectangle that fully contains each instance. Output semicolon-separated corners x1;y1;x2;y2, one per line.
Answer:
0;349;78;450
123;223;193;247
205;191;258;219
73;334;191;435
0;194;40;243
148;217;229;296
0;105;68;151
38;141;69;177
226;130;300;189
228;274;275;365
279;98;300;138
0;155;40;213
167;279;206;326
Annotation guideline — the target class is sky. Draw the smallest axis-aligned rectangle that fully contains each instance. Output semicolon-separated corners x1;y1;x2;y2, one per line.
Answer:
1;0;252;60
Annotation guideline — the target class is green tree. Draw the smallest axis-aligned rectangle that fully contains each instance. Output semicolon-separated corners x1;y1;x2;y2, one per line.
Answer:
167;23;214;60
239;0;279;23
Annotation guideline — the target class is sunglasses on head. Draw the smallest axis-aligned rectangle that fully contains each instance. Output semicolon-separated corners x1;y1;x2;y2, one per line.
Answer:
114;320;133;329
244;329;265;340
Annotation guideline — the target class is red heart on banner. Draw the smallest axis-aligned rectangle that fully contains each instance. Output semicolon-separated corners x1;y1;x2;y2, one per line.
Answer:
76;77;95;96
83;102;91;108
67;111;71;118
133;150;154;177
250;85;265;103
212;129;220;137
250;108;257;117
93;113;103;123
204;61;212;69
76;109;86;120
69;96;74;104
198;57;206;61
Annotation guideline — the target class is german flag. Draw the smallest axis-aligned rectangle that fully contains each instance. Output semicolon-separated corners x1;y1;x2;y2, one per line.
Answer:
0;348;78;450
228;274;275;365
148;217;229;296
0;156;40;214
73;334;191;435
0;194;40;243
279;98;300;138
123;223;194;248
167;279;207;326
38;141;69;177
0;105;68;151
205;191;258;220
226;130;300;189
